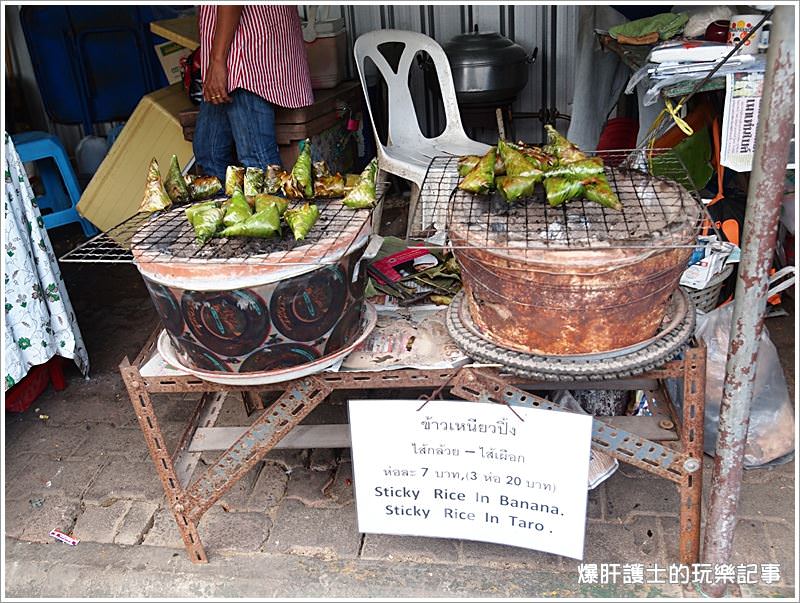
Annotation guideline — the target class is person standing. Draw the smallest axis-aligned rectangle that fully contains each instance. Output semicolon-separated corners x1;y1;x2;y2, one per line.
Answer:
193;5;314;181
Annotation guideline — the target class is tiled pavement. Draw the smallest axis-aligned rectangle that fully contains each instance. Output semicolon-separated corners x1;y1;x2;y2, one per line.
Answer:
3;264;796;598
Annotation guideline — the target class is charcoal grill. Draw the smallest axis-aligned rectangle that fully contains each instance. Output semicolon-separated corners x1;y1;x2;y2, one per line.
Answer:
413;149;713;356
62;196;381;375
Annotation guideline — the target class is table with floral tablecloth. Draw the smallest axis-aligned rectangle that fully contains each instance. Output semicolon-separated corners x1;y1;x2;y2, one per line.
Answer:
3;132;89;390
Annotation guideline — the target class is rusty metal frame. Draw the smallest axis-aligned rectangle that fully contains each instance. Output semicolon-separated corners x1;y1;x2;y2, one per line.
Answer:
121;331;705;564
701;8;795;597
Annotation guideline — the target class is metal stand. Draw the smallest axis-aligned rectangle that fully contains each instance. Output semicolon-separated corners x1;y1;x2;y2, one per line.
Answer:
122;327;705;564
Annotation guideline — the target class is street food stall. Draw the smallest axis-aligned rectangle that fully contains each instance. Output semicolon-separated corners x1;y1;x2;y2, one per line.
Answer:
8;6;794;596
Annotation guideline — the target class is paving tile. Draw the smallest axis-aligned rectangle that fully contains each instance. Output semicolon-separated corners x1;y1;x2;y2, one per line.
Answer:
141;507;183;549
308;448;339;471
461;539;567;570
114;501;159;546
324;460;354;506
762;522;794;586
604;470;679;521
265;498;360;559
212;393;253;427
659;516;772;566
251;462;289;512
582;516;663;564
4;421;88;461
83;459;165;505
362;534;459;564
264;448;309;469
587;485;605;520
73;501;131;543
4;495;82;543
284;467;339;508
215;464;263;512
737;471;794;519
152;393;195;424
36;376;137;428
69;425;150;461
740;584;798;599
199;506;272;553
5;456;105;500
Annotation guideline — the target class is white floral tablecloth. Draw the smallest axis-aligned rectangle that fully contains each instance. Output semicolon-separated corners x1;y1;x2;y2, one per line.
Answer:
3;132;89;390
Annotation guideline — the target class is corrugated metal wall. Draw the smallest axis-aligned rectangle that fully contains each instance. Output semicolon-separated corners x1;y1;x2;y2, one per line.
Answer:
339;3;579;143
6;4;580;154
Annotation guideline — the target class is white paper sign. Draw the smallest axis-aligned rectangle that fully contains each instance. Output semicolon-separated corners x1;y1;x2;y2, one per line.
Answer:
348;399;593;559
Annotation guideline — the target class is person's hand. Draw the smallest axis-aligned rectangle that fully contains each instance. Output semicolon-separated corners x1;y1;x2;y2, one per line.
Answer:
203;57;231;104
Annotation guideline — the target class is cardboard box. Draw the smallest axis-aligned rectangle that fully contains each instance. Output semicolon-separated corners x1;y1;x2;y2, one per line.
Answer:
154;41;192;85
77;84;194;231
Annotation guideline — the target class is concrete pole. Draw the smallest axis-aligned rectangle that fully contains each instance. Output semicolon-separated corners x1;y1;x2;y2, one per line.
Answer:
701;5;796;597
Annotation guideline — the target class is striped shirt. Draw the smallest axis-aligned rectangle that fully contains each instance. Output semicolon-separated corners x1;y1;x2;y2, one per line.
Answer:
199;5;314;108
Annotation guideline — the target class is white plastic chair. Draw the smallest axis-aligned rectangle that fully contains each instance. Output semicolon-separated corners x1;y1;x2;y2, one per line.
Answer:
354;29;490;236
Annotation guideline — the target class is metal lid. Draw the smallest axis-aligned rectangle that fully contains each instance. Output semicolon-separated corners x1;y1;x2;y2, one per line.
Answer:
443;28;528;67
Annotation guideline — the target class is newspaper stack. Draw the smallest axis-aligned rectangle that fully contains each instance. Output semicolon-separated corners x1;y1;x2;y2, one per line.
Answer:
626;40;766;106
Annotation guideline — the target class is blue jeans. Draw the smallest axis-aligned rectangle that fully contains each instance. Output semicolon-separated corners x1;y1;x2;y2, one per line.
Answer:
193;89;282;182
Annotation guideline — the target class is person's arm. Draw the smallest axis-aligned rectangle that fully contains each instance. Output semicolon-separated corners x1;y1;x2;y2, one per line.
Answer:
203;5;244;104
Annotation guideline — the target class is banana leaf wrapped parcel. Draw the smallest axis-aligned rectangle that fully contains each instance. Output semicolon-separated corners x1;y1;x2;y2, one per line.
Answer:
225;165;245;195
342;158;378;208
139;157;173;213
543;124;587;164
457;152;506;177
343;173;361;193
458;148;496;194
284;203;320;240
281;173;307;199
264;164;284;195
497;139;544;179
222;191;253;227
496;175;539;204
314;173;346;198
244;167;264;197
290;138;314;198
583;178;622;210
164;154;190;204
544;177;585;207
185;175;222;201
517;145;557;171
184;200;219;223
220;203;281;238
188;206;224;244
548;157;605;180
254;194;289;216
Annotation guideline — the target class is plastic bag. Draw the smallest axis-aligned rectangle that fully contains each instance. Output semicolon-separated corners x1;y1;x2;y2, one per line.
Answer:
692;303;794;468
550;390;619;489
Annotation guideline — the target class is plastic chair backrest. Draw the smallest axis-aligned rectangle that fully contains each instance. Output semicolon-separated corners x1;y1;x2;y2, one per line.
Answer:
354;29;469;152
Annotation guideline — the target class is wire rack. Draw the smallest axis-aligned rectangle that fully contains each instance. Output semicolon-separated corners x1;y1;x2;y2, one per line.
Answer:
410;148;716;254
60;192;384;266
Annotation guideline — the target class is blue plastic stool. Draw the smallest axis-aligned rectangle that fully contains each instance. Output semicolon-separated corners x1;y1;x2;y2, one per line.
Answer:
12;131;98;237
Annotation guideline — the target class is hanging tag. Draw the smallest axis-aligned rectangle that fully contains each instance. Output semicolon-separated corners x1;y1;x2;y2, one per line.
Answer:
347;117;361;132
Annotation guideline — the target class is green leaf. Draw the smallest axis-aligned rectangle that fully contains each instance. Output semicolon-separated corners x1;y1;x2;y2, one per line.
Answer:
650;126;713;192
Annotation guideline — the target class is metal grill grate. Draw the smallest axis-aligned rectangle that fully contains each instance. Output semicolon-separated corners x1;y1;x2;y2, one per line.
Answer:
60;194;381;266
411;149;716;254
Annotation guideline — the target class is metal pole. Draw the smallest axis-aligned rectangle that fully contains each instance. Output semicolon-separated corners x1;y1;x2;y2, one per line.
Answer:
701;5;795;597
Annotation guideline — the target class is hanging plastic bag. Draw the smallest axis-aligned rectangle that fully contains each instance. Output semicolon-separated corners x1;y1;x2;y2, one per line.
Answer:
693;302;794;468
